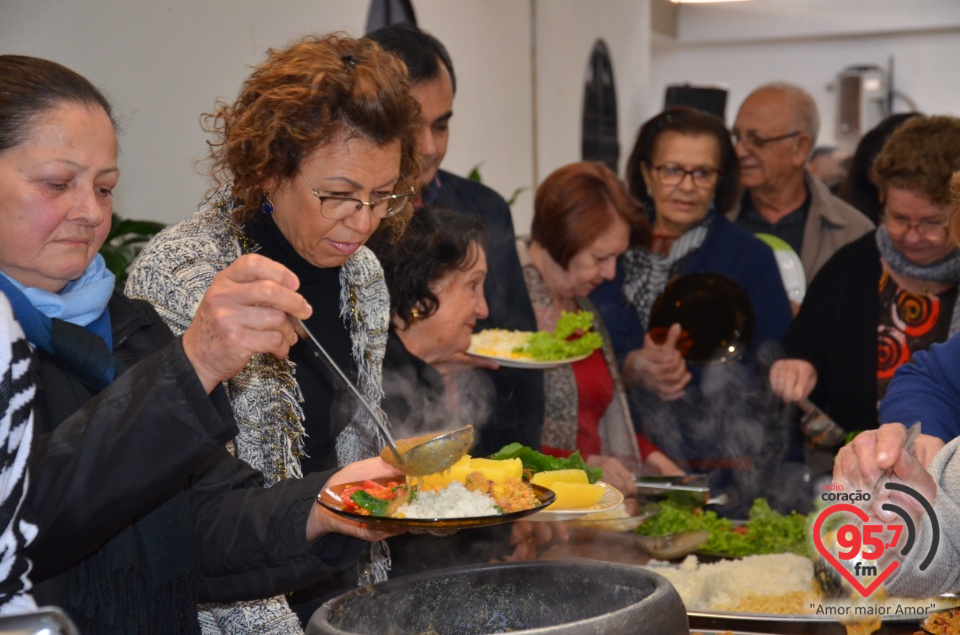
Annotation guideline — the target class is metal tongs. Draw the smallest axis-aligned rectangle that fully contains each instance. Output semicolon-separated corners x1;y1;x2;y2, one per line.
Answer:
863;420;921;512
634;475;710;494
633;475;728;505
798;398;847;447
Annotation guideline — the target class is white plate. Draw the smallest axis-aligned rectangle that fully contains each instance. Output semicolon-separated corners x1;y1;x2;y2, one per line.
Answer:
466;349;592;369
528;481;625;521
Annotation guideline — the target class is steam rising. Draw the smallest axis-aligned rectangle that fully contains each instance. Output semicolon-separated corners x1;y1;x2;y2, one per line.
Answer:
379;361;494;448
630;341;812;515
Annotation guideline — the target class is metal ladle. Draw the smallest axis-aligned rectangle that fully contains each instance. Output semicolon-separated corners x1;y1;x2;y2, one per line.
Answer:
294;319;474;476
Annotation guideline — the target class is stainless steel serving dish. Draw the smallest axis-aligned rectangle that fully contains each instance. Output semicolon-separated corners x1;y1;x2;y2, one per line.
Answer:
689;612;924;634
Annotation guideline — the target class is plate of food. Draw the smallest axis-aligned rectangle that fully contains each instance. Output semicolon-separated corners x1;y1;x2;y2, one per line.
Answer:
485;442;622;521
317;476;555;530
466;341;592;369
635;498;811;560
467;310;603;369
920;606;960;633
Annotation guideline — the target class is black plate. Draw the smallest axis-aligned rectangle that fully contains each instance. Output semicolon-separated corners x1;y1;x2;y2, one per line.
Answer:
920;606;960;634
648;272;755;365
317;477;556;529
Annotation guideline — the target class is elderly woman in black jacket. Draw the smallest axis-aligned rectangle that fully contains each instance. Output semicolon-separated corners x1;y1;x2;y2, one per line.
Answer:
370;205;491;437
0;54;400;633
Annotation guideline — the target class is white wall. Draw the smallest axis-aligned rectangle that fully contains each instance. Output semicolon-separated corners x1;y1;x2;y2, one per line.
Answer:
651;0;960;149
0;0;535;229
5;0;957;233
415;1;535;230
532;0;651;235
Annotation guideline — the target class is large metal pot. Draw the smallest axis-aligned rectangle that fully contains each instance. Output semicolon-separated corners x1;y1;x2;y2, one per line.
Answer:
307;558;687;635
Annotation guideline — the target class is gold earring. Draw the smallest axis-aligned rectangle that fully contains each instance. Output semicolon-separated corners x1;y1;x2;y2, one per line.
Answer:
410;308;421;324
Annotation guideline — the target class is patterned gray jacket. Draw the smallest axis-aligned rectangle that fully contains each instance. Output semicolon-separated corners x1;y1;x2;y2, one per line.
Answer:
126;192;391;635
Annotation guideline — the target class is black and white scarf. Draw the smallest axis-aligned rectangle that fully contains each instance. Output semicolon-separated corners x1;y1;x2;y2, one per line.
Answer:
621;214;712;331
0;294;38;616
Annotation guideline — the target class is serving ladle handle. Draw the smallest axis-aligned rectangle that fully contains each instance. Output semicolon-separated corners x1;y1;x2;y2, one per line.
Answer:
293;319;404;466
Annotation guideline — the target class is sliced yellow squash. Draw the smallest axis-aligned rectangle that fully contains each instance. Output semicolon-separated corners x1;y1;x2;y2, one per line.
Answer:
546;482;606;509
530;469;590;488
410;454;471;489
469;457;523;483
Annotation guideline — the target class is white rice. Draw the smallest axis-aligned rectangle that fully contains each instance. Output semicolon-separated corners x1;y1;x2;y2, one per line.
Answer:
396;481;500;519
645;553;814;611
645;553;956;616
468;329;534;359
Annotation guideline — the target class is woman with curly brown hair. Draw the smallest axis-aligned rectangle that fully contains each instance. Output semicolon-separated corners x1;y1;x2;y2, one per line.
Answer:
771;115;960;466
126;33;420;632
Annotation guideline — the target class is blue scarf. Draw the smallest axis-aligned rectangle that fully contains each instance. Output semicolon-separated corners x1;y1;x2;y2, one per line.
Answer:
0;255;117;390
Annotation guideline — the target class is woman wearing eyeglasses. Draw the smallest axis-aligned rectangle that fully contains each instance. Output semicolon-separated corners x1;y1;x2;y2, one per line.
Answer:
771;115;960;466
590;107;792;495
127;34;420;630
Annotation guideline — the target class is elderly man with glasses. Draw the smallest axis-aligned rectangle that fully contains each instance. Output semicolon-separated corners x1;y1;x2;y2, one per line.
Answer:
727;83;873;290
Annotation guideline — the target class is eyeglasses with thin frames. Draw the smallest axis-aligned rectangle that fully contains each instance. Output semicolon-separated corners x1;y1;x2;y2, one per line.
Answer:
885;210;949;239
299;170;416;220
652;163;721;188
731;130;801;151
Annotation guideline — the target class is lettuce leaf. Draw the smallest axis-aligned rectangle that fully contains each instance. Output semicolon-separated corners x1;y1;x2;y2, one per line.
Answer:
490;443;604;483
515;310;604;361
635;498;813;558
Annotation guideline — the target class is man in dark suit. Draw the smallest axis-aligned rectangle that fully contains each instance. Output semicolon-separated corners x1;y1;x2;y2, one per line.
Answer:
368;24;543;457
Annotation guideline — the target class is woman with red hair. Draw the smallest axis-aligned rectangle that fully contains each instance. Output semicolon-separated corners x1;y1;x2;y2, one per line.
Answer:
519;162;683;494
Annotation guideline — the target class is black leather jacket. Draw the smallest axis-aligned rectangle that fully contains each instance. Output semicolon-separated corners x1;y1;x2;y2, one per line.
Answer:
25;293;362;627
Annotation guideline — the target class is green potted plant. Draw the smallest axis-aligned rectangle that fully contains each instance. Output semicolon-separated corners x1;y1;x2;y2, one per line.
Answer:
467;164;527;206
98;212;166;290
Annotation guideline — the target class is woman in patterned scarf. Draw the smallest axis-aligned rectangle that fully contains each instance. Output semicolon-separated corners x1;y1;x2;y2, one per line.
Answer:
773;116;960;468
126;33;421;632
591;108;792;506
0;295;37;617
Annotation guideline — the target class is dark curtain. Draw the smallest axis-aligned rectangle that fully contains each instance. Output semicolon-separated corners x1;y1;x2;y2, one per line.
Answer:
581;39;619;172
